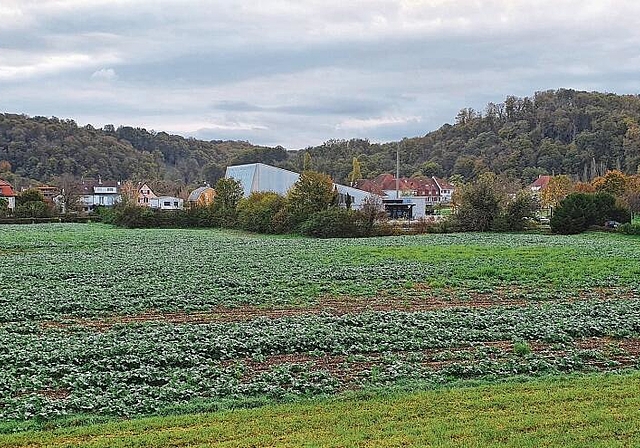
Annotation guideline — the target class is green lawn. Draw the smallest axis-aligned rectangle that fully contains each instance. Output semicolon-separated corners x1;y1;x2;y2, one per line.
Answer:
2;373;639;447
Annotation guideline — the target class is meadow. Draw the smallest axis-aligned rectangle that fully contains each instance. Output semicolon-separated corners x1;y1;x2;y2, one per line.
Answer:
0;224;639;444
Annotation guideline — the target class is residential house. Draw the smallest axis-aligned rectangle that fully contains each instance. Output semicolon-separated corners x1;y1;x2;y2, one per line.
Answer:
529;175;551;195
137;183;158;206
81;179;121;212
35;185;59;202
0;179;16;211
187;186;215;207
355;174;456;219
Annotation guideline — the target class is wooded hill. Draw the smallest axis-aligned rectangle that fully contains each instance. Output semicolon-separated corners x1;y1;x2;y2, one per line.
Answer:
2;89;640;189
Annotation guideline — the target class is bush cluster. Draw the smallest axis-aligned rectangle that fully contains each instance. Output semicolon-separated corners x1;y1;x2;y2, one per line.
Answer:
108;172;388;238
550;192;631;234
617;223;640;235
452;174;539;232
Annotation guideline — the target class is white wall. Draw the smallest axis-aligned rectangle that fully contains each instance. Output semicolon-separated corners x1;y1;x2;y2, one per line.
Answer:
150;196;184;210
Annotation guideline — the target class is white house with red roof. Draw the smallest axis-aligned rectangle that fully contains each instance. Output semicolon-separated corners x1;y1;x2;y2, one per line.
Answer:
355;174;455;218
0;179;16;211
529;175;551;194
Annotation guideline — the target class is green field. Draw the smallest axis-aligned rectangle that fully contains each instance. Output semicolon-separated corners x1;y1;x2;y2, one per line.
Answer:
1;224;639;445
2;373;639;447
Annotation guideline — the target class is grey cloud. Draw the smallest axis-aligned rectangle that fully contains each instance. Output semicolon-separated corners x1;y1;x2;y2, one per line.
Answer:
3;1;640;148
212;97;394;116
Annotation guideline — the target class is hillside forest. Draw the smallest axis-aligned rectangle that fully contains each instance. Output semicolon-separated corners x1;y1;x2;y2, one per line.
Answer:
2;89;640;192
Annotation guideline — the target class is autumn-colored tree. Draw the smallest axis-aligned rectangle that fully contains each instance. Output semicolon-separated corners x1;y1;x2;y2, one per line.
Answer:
541;175;573;209
623;174;640;218
0;160;11;173
592;170;627;197
348;157;362;186
574;181;596;193
119;180;139;205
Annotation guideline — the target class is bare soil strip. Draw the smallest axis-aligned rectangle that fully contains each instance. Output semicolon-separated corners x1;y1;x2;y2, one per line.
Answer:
220;337;640;390
39;286;639;331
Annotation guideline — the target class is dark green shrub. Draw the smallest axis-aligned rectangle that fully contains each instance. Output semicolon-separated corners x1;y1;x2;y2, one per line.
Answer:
298;208;367;238
178;205;215;227
0;199;11;218
112;204;157;228
492;192;539;232
618;223;640;235
14;201;50;218
237;192;285;234
551;192;631;234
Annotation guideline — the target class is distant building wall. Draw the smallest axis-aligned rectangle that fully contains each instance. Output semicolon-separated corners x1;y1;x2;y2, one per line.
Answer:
225;163;379;209
150;196;184;210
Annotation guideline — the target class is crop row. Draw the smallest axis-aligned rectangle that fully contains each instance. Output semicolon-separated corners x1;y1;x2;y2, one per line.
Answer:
1;225;640;322
1;298;640;420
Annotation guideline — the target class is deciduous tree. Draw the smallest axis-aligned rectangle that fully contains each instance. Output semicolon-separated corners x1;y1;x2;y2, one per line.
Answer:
541;175;573;209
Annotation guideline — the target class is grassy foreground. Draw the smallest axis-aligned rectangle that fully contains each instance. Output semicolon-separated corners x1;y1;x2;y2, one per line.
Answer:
2;373;639;448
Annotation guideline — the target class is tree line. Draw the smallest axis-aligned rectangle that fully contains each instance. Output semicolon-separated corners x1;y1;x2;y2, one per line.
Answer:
3;89;640;193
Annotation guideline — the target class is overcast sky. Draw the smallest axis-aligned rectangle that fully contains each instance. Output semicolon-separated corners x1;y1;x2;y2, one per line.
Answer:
1;0;640;149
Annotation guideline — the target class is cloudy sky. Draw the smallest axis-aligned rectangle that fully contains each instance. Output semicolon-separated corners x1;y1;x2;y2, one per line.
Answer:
1;1;640;149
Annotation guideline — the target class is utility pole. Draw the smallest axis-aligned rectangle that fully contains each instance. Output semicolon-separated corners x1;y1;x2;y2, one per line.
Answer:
396;142;400;199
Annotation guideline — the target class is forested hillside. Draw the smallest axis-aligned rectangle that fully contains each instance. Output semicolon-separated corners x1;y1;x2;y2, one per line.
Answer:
2;89;640;188
0;114;283;189
299;89;640;185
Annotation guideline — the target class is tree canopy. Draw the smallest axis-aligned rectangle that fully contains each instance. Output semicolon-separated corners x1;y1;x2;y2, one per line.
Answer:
4;89;640;190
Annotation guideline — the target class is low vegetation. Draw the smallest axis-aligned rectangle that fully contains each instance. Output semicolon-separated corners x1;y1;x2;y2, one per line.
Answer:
2;373;640;447
1;224;639;440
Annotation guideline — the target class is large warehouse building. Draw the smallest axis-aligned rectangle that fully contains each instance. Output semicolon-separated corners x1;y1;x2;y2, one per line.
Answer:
225;163;377;209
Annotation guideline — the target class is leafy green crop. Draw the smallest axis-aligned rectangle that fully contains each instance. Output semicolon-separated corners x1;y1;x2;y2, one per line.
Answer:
0;224;639;424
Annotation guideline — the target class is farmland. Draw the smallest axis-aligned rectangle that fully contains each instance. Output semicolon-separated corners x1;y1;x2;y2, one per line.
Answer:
1;224;640;441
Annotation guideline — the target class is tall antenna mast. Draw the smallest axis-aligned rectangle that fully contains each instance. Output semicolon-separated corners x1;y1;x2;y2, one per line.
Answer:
396;142;400;199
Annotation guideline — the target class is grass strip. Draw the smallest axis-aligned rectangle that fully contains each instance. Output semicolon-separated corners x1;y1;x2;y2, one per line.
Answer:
1;372;639;447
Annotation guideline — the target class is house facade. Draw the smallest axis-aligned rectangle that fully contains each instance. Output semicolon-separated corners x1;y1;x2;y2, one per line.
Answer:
355;174;455;219
81;180;121;211
137;183;158;206
0;179;16;211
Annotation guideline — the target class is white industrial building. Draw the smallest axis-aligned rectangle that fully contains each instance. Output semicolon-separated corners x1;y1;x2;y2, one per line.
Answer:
225;163;378;209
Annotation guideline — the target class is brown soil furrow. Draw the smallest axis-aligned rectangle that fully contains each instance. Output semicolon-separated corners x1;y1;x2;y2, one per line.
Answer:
38;286;639;331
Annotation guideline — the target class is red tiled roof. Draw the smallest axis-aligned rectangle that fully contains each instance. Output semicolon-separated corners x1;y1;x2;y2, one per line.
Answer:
359;174;454;197
529;175;551;189
354;179;385;196
0;180;16;197
433;177;454;190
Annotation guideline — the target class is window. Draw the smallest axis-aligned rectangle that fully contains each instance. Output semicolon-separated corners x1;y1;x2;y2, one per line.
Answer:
173;201;178;207
164;201;170;207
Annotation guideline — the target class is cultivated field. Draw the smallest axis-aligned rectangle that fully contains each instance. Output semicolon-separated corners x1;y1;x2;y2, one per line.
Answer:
1;224;640;444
